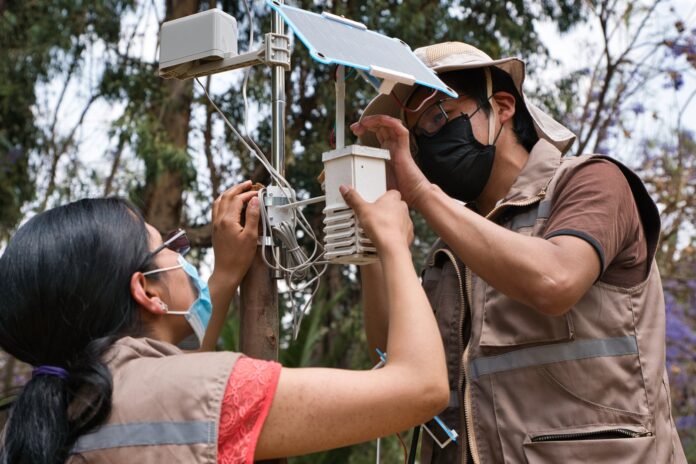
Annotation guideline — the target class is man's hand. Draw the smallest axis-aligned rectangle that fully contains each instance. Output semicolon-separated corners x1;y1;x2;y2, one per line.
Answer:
211;181;260;283
340;186;414;256
351;115;432;209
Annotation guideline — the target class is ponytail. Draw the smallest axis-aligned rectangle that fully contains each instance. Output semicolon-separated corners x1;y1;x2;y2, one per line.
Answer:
3;374;70;463
0;198;156;463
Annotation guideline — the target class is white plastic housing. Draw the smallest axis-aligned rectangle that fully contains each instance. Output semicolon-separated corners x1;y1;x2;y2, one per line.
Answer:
160;9;238;70
322;145;389;265
322;145;389;210
264;186;295;228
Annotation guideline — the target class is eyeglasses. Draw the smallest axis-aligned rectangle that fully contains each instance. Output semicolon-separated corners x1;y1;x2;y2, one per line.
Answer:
412;99;453;136
150;229;191;256
413;99;488;138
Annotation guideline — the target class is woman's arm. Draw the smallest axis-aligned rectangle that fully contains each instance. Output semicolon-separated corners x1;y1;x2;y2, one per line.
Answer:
360;261;389;364
254;188;449;459
200;182;260;351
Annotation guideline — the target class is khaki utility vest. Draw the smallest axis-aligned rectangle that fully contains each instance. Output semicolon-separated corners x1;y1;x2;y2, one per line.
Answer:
420;140;687;464
68;336;240;463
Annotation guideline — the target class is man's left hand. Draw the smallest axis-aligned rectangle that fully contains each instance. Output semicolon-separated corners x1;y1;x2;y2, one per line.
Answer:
351;115;432;209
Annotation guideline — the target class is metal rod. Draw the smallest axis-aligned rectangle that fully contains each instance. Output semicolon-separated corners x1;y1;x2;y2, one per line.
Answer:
270;0;287;280
336;65;345;149
271;1;286;179
240;5;287;464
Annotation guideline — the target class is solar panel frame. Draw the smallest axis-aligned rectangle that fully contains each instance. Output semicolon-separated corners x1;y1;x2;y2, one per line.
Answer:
267;0;457;97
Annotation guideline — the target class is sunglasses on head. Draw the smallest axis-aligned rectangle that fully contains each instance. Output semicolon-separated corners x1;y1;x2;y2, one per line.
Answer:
150;228;191;257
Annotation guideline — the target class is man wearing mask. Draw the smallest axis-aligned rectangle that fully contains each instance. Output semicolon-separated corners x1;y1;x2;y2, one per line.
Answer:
354;42;686;463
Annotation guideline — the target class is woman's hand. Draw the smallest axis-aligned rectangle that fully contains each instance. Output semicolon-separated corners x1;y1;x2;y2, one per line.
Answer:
339;186;414;256
351;115;432;209
211;181;260;283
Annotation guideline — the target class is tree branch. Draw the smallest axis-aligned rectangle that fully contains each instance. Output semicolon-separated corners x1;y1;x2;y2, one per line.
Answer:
40;93;100;211
103;131;128;197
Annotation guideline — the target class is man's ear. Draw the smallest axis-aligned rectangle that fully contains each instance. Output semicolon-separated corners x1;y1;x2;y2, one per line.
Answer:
130;272;167;316
492;91;516;126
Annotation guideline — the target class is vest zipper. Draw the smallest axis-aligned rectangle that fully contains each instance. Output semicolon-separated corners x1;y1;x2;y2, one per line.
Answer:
531;428;651;442
432;248;478;464
468;188;546;463
462;268;479;464
484;187;547;221
426;187;548;464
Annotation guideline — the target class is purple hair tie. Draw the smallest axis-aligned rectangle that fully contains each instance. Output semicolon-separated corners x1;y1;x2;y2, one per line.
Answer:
32;366;69;380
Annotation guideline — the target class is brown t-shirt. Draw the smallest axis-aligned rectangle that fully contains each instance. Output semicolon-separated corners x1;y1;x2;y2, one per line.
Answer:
543;158;648;287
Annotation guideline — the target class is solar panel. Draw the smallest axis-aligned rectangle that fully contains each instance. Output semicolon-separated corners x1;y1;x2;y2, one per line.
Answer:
267;1;457;97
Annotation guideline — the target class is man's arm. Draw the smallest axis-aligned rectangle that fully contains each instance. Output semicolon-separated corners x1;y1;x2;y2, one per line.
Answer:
414;184;599;316
351;115;602;316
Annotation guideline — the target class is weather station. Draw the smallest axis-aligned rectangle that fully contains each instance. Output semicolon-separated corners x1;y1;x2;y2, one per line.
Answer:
157;0;455;354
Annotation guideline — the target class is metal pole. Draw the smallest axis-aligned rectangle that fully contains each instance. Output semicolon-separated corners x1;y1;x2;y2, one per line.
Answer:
336;65;345;149
271;1;286;178
239;1;286;360
239;4;286;463
270;0;287;280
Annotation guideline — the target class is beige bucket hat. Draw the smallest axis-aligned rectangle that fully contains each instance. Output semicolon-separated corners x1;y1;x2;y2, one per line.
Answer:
360;42;576;154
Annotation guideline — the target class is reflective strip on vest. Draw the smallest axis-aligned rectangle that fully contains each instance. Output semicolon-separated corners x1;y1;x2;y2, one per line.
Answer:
469;335;638;380
71;420;216;453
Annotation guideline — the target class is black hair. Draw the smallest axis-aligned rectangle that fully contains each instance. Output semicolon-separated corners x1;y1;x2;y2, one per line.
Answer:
440;67;539;152
0;198;158;463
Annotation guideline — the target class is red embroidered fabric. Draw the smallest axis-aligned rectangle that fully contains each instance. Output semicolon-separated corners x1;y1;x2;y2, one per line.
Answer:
217;357;282;464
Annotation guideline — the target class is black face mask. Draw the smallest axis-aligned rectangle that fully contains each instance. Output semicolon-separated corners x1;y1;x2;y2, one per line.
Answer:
416;114;496;203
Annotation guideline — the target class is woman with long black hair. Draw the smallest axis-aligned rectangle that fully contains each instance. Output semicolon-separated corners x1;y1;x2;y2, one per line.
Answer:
0;181;448;463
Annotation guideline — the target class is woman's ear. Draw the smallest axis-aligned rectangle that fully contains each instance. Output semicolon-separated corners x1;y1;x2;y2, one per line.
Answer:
130;272;167;316
492;91;516;126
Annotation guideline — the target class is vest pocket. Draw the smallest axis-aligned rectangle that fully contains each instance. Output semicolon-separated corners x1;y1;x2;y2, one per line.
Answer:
479;283;574;347
523;426;654;464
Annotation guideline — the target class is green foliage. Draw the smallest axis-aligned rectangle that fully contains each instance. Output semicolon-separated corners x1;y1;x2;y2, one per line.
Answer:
133;115;197;187
0;0;133;233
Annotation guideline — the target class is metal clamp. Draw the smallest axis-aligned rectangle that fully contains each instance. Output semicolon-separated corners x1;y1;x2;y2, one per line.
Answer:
264;195;291;206
159;33;292;80
265;33;291;70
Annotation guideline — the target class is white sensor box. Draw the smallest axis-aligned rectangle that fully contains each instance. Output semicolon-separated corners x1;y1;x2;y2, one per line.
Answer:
159;9;238;70
322;145;389;265
322;145;389;211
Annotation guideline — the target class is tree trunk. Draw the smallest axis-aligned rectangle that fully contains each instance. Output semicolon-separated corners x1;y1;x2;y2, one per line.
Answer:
239;249;279;359
142;0;200;229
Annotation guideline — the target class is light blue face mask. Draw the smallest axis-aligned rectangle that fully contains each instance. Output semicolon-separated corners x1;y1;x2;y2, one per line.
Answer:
142;255;212;345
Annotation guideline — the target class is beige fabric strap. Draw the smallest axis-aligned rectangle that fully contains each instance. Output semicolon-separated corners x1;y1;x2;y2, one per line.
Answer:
484;67;498;145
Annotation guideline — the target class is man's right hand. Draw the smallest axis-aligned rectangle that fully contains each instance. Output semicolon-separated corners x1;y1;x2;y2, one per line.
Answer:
350;115;432;209
339;186;414;255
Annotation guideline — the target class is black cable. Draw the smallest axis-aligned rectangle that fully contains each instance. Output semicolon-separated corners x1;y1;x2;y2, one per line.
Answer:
407;425;421;464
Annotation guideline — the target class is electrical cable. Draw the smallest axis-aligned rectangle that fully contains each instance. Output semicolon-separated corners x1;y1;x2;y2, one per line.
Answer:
396;432;409;464
407;426;421;464
196;73;328;340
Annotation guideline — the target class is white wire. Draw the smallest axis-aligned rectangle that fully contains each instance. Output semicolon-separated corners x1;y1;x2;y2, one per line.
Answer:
196;69;327;340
